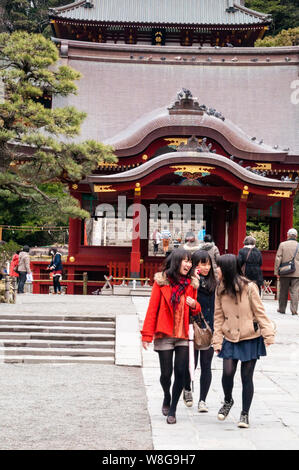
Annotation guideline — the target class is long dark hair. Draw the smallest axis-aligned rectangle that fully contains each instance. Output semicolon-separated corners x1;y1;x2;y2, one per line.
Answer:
216;254;248;300
163;248;192;284
48;247;57;257
192;250;216;293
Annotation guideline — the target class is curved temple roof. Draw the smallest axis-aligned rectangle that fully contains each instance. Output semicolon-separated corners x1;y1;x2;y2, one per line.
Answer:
51;0;270;26
87;151;297;191
103;101;287;161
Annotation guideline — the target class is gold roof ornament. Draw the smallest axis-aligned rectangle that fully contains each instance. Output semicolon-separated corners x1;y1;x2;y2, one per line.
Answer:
94;185;116;192
252;163;272;171
268;190;293;198
171;165;214;175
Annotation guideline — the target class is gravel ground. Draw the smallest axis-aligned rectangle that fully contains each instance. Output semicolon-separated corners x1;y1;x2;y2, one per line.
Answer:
0;363;153;450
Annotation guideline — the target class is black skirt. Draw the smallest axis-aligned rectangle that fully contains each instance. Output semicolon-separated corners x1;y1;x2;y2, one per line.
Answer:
218;336;266;361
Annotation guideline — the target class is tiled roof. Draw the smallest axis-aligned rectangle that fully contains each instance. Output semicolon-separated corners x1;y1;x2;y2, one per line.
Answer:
51;0;270;26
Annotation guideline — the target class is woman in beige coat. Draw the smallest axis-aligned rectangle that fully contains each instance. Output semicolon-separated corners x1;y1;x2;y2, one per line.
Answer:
212;254;275;429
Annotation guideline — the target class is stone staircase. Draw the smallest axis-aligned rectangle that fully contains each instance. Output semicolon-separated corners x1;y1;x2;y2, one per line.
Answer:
0;315;115;364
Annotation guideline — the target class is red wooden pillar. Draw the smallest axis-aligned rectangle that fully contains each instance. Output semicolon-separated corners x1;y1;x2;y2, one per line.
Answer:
228;205;236;253
68;191;82;259
32;264;40;294
229;201;247;254
214;206;226;255
235;200;247;254
68;218;81;257
280;197;294;242
130;189;141;278
67;266;75;295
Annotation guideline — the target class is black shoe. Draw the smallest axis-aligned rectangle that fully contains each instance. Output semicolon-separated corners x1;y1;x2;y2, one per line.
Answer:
238;413;249;428
217;398;234;420
277;310;285;314
166;414;176;424
292;312;298;316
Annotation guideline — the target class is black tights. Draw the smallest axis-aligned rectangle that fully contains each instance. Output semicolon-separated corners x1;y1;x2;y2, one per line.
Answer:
222;358;257;414
158;346;189;417
53;275;61;293
185;348;214;401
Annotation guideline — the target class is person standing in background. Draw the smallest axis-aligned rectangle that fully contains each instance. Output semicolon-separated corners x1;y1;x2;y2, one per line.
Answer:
17;246;31;294
47;248;63;295
238;236;263;295
161;226;172;254
184;231;201;255
274;228;299;315
152;229;162;255
9;250;20;281
199;234;220;280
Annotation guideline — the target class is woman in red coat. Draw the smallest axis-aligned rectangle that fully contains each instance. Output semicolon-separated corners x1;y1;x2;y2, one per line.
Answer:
141;248;201;424
9;251;20;278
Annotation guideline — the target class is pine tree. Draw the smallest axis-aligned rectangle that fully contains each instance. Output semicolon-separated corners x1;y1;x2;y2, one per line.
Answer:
0;31;116;219
0;1;70;36
245;1;299;36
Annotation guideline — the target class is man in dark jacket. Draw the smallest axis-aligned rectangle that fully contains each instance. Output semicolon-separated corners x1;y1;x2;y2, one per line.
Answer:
275;228;299;315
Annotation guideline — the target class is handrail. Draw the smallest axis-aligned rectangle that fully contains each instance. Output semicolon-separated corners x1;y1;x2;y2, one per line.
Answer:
32;272;152;294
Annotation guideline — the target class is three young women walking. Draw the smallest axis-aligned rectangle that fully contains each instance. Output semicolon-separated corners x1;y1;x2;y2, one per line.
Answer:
142;250;275;428
141;248;201;424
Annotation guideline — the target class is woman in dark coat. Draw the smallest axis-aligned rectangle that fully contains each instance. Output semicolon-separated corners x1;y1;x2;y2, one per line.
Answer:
183;250;217;413
238;236;263;294
47;248;63;294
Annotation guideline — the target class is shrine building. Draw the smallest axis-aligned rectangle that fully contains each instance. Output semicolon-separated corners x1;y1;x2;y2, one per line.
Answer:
32;0;299;293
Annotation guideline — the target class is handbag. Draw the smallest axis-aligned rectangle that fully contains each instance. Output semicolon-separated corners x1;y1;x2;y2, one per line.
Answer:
278;243;299;276
13;265;19;274
248;282;277;335
191;313;213;351
241;247;254;276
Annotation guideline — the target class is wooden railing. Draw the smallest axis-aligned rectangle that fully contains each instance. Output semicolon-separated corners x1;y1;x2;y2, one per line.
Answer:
0;276;17;303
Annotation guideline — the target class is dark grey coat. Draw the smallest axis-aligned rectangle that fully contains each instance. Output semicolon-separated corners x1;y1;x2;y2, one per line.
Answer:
238;246;263;287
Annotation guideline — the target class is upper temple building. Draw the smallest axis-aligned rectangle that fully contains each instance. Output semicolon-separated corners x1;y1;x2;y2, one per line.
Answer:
29;0;299;294
50;0;272;47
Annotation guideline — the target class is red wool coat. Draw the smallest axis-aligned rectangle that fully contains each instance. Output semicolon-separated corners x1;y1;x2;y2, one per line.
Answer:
9;254;19;277
141;272;201;343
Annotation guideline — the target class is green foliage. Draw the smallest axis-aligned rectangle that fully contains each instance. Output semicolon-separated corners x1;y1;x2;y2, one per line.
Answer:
245;1;299;36
0;239;21;268
0;31;117;222
246;218;269;233
0;1;70;36
248;230;269;251
255;26;299;46
294;193;299;234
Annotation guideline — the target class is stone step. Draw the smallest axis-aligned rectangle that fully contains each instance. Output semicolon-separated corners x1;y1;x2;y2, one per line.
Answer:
0;326;115;334
0;332;115;341
2;339;115;349
2;356;115;364
0;315;115;322
0;347;114;357
0;320;115;328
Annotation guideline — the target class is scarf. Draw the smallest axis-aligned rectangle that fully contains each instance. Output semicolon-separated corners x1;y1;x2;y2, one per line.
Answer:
169;276;191;312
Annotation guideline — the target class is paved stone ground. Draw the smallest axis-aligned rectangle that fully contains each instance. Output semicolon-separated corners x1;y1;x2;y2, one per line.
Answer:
0;294;152;450
134;297;299;450
1;294;136;316
0;363;152;450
